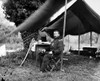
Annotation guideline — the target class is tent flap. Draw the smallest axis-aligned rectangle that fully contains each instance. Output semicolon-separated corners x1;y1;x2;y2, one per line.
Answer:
45;0;100;37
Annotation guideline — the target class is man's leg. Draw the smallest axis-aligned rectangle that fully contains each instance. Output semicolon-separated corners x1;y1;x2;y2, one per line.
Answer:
40;54;52;72
38;52;45;68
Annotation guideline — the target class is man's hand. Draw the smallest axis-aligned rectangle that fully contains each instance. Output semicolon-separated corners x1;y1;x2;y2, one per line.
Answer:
41;27;48;31
41;49;46;53
42;49;46;52
49;51;53;54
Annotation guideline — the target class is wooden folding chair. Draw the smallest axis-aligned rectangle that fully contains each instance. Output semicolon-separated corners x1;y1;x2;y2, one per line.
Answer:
42;55;61;72
50;53;68;72
50;58;61;72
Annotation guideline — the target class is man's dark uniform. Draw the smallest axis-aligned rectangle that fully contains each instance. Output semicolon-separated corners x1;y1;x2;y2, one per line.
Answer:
40;36;64;72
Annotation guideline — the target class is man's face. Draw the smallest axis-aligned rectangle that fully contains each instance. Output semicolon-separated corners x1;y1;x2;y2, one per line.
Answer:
53;31;60;38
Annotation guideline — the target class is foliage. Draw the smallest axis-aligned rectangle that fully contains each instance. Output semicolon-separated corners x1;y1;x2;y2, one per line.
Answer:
3;0;46;26
3;0;46;49
0;53;98;81
80;32;99;44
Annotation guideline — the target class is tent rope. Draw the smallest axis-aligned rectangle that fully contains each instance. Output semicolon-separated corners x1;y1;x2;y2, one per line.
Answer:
61;0;67;71
19;38;34;67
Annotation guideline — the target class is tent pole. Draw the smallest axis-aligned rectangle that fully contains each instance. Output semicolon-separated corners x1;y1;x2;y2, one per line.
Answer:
61;0;67;71
78;34;80;55
90;32;92;46
68;35;70;50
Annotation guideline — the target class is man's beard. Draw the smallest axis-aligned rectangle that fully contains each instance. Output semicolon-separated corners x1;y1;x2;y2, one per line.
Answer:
54;36;59;38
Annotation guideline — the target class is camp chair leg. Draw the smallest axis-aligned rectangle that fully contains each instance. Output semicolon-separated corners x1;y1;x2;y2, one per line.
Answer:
50;59;61;72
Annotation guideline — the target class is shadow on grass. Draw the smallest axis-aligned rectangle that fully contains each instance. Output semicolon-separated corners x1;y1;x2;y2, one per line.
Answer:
64;54;99;67
0;50;36;68
0;51;100;81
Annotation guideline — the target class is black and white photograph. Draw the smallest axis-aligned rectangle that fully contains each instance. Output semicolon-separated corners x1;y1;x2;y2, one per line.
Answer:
0;0;100;81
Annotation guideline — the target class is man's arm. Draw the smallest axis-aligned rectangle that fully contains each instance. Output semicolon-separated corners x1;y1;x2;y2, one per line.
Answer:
45;32;54;42
53;40;64;54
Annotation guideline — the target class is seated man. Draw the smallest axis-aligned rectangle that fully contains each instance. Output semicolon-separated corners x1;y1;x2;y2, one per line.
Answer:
40;30;64;72
36;30;51;67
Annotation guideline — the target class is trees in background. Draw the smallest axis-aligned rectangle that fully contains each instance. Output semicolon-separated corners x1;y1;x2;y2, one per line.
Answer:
80;32;99;44
64;32;99;46
0;1;18;44
3;0;46;26
3;0;46;49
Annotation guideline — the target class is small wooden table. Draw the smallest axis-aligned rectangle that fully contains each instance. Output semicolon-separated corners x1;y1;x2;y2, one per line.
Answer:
35;43;51;66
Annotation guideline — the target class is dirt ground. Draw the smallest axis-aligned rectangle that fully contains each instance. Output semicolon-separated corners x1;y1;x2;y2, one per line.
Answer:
0;51;100;81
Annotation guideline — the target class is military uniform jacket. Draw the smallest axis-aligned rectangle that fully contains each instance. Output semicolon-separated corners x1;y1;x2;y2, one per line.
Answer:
50;37;64;56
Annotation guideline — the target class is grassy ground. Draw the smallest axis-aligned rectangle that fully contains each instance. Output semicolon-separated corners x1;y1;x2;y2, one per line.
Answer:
6;43;24;50
0;50;99;81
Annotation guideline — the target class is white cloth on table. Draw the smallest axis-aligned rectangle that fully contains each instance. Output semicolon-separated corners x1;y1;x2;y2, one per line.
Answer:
31;42;51;52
